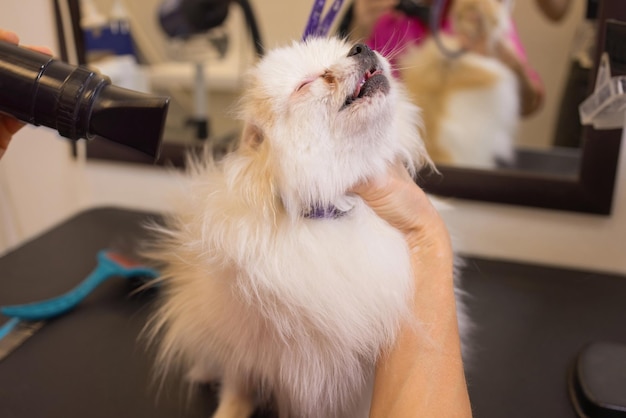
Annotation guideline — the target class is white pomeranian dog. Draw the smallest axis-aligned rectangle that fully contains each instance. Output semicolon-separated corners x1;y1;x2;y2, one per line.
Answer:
145;37;449;418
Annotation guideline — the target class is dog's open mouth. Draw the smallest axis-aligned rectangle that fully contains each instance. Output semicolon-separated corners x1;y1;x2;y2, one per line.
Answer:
341;67;389;110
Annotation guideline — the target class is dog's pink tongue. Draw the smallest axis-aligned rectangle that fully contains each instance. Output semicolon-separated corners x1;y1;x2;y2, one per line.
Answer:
352;69;383;99
352;75;366;99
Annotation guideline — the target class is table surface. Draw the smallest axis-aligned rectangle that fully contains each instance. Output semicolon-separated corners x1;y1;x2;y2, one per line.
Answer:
1;207;625;418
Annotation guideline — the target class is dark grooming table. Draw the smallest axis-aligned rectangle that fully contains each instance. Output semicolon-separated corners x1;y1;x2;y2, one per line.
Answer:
1;207;625;418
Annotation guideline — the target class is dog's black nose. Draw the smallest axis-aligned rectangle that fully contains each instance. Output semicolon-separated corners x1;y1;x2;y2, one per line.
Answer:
347;43;373;58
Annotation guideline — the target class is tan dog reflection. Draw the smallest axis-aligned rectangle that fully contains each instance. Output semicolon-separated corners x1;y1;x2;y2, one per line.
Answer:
401;0;520;169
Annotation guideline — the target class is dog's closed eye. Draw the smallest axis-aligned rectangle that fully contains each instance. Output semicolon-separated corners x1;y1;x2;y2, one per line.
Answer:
295;70;336;93
296;77;317;92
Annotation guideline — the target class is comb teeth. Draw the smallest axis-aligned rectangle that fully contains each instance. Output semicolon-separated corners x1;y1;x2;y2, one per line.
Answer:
0;320;45;362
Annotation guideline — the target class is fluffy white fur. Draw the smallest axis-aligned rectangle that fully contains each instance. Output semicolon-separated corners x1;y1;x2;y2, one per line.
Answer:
145;37;445;418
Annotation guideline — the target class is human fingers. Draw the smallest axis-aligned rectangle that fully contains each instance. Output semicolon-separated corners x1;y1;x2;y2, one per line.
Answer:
23;45;53;56
0;31;53;159
0;29;53;55
351;161;436;233
352;160;418;202
0;29;19;44
0;117;25;159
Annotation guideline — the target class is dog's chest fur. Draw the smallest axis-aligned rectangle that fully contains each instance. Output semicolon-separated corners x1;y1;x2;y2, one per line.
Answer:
153;165;414;417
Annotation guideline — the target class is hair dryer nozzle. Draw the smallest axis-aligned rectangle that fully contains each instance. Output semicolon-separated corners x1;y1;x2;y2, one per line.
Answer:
0;40;170;160
89;85;169;159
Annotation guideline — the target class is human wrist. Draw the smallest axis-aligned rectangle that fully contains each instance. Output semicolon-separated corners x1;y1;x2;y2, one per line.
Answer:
404;208;451;250
405;217;455;290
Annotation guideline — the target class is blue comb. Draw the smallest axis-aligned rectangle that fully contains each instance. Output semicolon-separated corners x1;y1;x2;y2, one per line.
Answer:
0;250;159;360
0;250;159;321
0;250;159;361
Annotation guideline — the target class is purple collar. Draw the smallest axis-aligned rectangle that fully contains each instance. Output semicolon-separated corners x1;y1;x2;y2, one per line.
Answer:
303;204;349;219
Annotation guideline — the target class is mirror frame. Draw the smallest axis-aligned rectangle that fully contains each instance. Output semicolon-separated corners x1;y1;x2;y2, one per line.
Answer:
53;0;624;215
418;127;622;215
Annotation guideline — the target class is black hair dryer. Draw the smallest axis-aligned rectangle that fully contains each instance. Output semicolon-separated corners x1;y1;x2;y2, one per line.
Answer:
0;41;169;159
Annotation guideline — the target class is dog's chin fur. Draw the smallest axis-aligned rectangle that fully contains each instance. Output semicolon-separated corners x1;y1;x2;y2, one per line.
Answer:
144;37;434;418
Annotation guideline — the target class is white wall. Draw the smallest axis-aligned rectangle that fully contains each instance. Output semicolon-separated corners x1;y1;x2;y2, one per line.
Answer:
1;0;625;276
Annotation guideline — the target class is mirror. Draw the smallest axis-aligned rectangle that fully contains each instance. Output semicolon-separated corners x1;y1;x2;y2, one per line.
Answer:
52;0;625;214
421;0;624;214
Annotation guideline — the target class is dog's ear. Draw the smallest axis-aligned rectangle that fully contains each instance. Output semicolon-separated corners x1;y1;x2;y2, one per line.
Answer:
240;123;264;149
